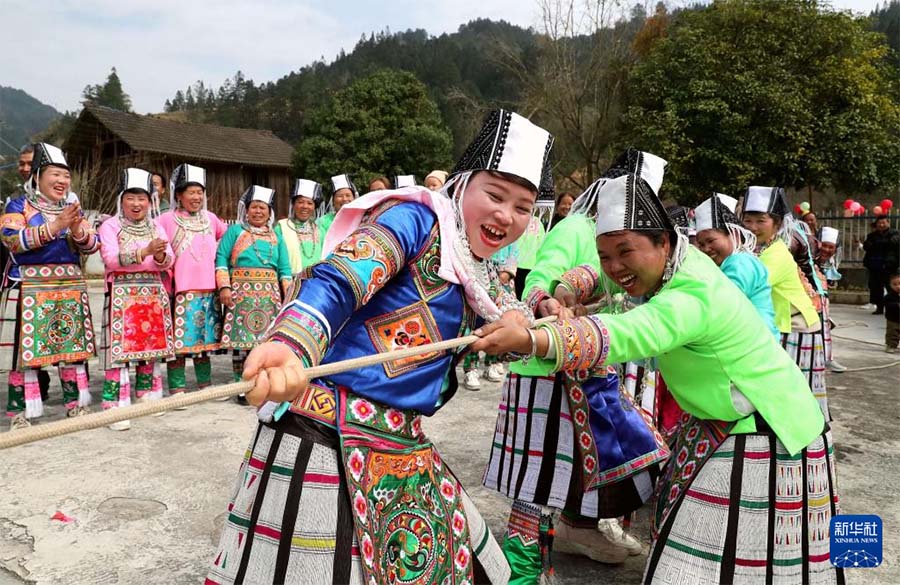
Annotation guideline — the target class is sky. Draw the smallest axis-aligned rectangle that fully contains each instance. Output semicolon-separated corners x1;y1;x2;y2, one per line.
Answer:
0;0;888;115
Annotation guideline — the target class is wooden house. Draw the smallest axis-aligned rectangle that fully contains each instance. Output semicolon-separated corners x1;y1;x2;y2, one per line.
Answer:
64;104;295;219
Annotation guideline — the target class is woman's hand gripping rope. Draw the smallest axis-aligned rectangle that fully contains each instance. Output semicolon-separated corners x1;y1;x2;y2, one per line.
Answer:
0;304;600;450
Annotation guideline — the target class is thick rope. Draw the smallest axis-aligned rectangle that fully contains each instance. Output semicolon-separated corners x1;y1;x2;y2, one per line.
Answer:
0;311;574;450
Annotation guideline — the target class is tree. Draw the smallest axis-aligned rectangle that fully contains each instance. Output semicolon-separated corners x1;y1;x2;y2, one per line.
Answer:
82;67;132;112
625;0;900;205
493;0;649;192
293;69;453;185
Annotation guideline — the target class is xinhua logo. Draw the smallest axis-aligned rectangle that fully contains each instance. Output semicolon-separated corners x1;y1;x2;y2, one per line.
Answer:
830;514;882;569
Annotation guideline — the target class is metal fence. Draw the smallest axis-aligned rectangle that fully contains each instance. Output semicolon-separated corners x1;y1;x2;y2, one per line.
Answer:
815;210;900;265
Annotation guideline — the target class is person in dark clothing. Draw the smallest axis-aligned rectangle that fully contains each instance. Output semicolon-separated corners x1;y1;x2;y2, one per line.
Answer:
548;191;574;230
863;216;900;314
885;272;900;353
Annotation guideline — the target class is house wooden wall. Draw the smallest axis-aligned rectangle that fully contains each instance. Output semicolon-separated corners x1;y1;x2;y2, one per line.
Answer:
70;129;292;219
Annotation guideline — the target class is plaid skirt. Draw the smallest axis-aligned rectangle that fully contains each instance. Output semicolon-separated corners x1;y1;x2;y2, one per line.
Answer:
209;413;507;585
644;427;843;584
781;329;829;421
483;373;664;519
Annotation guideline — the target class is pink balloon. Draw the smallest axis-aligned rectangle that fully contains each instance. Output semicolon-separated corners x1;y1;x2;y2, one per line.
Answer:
850;202;862;212
874;206;884;215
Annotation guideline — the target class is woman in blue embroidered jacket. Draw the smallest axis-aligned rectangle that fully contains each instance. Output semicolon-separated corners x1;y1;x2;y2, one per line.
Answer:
207;110;555;585
1;143;100;430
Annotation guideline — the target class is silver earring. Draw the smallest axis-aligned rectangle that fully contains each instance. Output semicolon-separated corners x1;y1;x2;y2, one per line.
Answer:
662;256;674;283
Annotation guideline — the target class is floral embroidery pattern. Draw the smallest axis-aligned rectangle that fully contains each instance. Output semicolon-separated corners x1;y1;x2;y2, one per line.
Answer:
329;224;403;308
365;302;444;378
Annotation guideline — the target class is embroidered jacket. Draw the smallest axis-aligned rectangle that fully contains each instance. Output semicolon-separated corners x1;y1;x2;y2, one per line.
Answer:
214;224;293;291
98;216;174;279
267;200;478;415
510;213;600;378
543;247;824;455
157;210;227;294
0;196;99;281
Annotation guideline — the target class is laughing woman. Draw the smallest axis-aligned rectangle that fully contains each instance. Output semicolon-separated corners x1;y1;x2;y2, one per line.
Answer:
157;164;228;394
316;174;357;250
216;186;292;392
207;110;553;585
693;193;778;336
97;169;175;430
741;187;828;419
275;179;324;274
1;144;99;430
471;168;841;584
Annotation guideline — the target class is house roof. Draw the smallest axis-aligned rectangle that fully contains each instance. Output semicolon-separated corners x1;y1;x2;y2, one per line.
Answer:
65;104;294;167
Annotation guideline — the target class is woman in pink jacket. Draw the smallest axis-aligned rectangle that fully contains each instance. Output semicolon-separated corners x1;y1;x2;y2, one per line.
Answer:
98;169;176;430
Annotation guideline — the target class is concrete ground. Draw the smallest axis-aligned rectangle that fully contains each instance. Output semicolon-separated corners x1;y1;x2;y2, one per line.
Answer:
0;301;897;584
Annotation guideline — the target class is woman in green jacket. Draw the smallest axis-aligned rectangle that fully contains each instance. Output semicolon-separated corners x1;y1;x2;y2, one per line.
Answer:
471;168;841;584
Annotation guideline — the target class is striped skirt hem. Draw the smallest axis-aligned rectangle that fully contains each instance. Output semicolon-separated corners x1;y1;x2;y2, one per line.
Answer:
209;412;508;584
483;373;660;519
644;429;843;584
781;329;829;421
207;415;363;585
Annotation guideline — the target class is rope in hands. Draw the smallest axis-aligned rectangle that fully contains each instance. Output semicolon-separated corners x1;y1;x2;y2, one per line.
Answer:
0;311;577;450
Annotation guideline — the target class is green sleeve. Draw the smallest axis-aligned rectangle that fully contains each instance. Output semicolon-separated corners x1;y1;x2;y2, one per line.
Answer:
215;225;239;271
523;215;598;297
275;231;293;280
593;286;707;366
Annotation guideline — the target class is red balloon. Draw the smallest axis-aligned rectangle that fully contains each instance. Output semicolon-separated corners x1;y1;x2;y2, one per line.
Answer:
794;204;803;214
843;198;854;209
881;198;893;211
874;206;884;215
855;206;865;216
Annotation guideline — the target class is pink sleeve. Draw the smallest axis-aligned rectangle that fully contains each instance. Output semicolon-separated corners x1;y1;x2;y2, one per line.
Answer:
212;213;228;239
154;219;175;270
98;219;125;272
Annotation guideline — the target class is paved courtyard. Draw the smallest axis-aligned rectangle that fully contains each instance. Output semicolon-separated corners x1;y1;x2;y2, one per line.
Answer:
0;299;897;584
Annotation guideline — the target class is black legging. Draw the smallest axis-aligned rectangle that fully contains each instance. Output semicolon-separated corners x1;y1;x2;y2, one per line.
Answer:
868;268;888;309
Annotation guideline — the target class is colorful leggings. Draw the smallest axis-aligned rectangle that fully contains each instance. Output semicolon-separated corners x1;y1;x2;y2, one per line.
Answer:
167;354;212;392
102;362;164;409
503;500;556;585
463;352;499;371
7;363;90;419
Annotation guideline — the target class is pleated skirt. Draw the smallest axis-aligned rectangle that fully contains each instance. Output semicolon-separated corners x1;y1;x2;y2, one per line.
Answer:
483;373;662;519
644;429;844;584
781;329;830;421
208;412;507;584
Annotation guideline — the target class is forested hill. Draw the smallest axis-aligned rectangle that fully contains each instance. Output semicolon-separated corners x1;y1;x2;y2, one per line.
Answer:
163;19;540;153
0;86;61;155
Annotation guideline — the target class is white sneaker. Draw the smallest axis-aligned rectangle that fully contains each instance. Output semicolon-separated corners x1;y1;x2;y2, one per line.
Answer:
597;518;644;556
486;363;505;382
108;419;131;431
860;303;876;311
464;370;481;390
554;519;630;564
826;359;847;373
9;413;31;431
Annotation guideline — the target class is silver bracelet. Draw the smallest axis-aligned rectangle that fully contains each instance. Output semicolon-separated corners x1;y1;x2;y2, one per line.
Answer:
520;328;538;365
